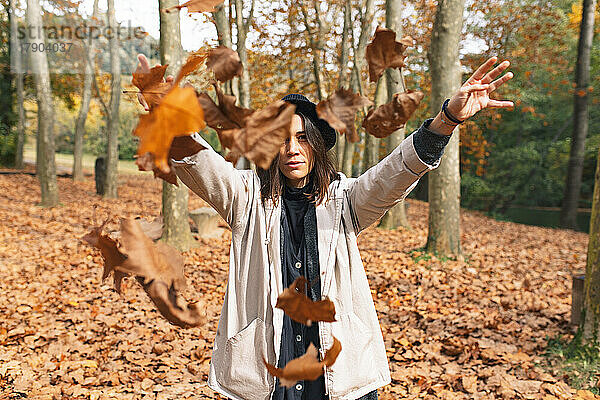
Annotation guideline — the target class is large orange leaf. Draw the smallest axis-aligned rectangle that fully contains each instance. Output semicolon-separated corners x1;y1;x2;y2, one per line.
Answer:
133;85;206;173
366;27;413;83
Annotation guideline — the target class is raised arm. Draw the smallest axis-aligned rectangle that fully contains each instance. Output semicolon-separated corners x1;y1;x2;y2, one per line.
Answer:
348;56;514;232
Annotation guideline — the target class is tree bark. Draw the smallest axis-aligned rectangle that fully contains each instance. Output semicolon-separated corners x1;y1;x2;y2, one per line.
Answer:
10;0;25;169
379;0;409;229
73;0;100;181
560;0;596;230
425;0;464;256
342;0;374;177
103;0;121;198
335;0;352;169
26;0;58;207
582;146;600;341
234;0;254;109
363;76;386;170
159;0;196;252
213;2;235;95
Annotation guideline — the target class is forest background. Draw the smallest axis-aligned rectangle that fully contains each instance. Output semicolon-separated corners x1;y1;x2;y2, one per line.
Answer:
0;0;598;232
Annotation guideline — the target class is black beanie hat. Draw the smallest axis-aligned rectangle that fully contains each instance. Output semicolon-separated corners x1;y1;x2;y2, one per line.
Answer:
281;93;336;150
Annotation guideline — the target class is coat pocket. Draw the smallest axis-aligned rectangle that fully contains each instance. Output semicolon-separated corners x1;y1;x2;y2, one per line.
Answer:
218;318;272;400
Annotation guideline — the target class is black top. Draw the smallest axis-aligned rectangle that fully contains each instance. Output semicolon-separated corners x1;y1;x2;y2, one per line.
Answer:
273;178;325;400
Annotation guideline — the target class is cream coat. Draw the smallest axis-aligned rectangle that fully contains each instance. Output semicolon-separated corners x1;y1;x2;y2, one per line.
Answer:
173;127;438;400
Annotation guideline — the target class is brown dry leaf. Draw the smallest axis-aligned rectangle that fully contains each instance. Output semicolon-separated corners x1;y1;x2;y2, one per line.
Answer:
82;220;127;293
365;27;413;82
264;337;342;388
141;278;206;329
275;277;336;326
362;90;424;138
131;64;171;110
118;218;186;291
134;85;206;173
206;46;243;82
197;84;254;136
174;49;209;85
164;0;224;14
316;88;373;143
461;375;478;394
221;100;295;169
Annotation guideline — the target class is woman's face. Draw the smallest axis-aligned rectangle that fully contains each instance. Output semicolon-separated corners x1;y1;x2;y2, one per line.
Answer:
278;114;314;188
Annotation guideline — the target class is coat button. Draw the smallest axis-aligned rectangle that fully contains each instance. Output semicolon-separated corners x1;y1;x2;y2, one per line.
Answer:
296;335;302;342
295;262;301;269
295;384;302;391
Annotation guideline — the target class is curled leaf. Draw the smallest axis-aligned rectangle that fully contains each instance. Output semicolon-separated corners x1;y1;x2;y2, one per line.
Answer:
316;88;373;143
134;85;206;173
366;27;413;82
174;49;209;85
220;100;295;170
206;46;243;82
362;90;424;138
264;337;342;388
131;64;171;109
82;220;127;293
164;0;225;14
275;277;336;326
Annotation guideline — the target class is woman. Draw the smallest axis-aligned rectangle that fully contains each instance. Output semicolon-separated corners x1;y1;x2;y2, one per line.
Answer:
142;56;513;400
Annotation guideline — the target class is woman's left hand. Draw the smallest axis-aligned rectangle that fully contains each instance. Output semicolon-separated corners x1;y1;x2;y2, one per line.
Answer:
446;56;514;121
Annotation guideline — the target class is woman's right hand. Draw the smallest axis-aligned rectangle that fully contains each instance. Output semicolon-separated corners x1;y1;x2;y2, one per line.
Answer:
134;54;174;111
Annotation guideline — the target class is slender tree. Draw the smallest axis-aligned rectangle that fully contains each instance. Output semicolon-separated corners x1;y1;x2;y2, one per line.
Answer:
426;0;465;256
582;145;600;341
212;2;235;96
299;0;329;101
560;0;597;230
234;0;254;108
379;0;410;229
335;0;352;169
26;0;58;207
159;0;196;251
10;0;25;169
363;76;386;170
73;0;100;181
103;0;121;198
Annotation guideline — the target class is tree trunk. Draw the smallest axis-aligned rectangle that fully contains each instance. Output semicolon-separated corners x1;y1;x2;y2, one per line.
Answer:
10;0;25;169
560;0;596;230
363;76;386;171
159;0;196;252
335;0;352;169
234;0;253;109
379;0;409;229
73;0;100;181
103;0;121;198
582;146;600;341
26;0;58;207
425;0;464;256
213;2;235;95
342;0;374;177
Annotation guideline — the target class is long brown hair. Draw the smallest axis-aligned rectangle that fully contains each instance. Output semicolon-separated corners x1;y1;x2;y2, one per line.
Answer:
257;112;339;207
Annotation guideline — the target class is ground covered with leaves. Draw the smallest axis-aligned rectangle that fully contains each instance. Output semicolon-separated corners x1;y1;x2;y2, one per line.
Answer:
0;171;593;399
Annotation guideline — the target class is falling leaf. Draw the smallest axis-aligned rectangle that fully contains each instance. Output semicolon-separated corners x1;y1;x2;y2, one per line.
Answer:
141;279;206;328
366;27;413;82
362;90;424;138
264;337;341;388
82;220;127;293
316;88;373;143
197;84;254;135
174;49;209;86
164;0;225;14
275;277;336;326
133;85;206;173
221;100;295;169
118;219;186;291
206;46;243;82
131;64;171;110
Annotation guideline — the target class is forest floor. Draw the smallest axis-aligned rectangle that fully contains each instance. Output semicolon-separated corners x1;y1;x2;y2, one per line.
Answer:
0;169;595;400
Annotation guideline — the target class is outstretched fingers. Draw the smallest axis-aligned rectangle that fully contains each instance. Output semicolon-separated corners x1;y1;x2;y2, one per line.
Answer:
487;71;514;93
466;56;498;83
487;99;514;108
481;60;511;84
